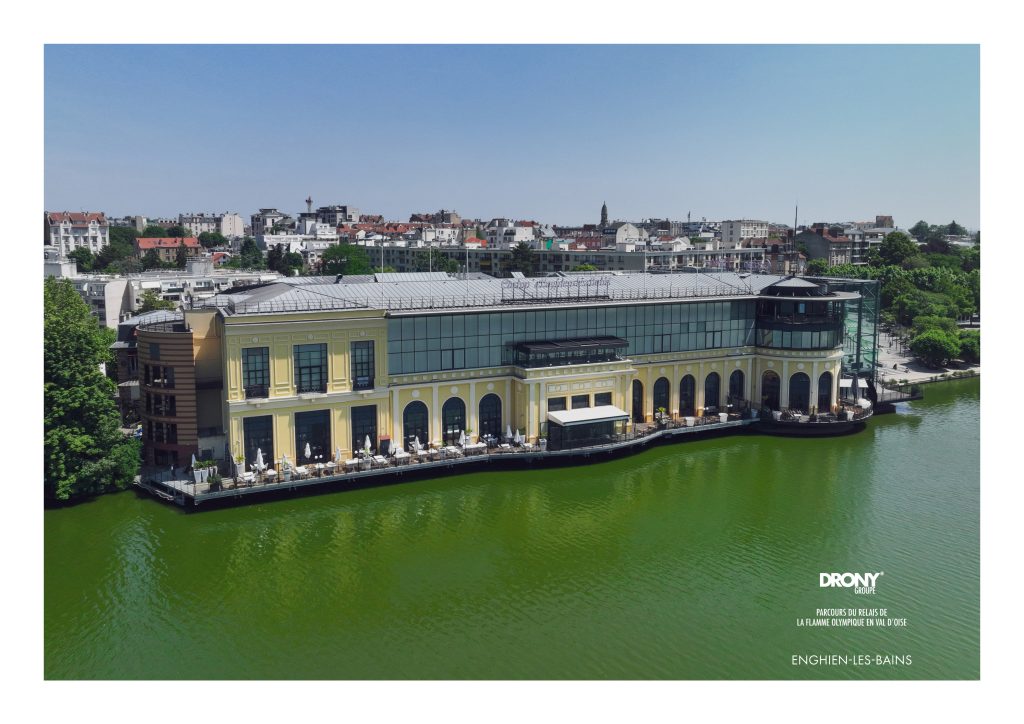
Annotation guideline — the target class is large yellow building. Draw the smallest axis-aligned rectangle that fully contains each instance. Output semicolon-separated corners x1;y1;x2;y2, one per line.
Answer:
136;272;868;470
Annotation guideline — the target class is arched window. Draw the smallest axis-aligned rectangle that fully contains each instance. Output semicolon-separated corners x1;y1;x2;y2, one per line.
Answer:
789;373;811;414
729;369;745;402
762;371;781;411
403;401;429;449
653;377;670;415
442;397;466;445
479;394;501;439
704;372;721;412
817;371;833;414
632;380;644;423
679;375;695;417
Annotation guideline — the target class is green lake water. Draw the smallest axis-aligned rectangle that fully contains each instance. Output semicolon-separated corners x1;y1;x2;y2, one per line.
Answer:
44;378;979;679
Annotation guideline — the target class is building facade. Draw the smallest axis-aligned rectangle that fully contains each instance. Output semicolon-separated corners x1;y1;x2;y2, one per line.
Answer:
721;220;770;247
137;272;867;469
45;211;111;255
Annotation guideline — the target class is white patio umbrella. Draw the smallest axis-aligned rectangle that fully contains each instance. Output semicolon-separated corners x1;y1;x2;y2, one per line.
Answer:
191;453;197;470
506;424;513;441
364;435;372;455
255;448;264;472
335;446;342;463
304;442;312;461
514;428;521;445
281;452;290;470
413;436;421;452
458;430;466;447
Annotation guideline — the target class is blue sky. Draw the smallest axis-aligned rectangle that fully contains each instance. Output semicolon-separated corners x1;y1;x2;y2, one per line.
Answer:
44;45;980;229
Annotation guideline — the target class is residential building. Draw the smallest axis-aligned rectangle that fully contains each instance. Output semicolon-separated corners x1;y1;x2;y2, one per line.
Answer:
316;205;360;225
135;271;872;469
251;208;293;237
721;220;771;247
796;228;854;267
108;215;148;233
484;219;538;249
136;237;202;264
45;211;110;255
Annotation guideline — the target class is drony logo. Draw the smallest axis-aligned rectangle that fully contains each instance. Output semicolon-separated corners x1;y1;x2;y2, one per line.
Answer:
820;572;883;594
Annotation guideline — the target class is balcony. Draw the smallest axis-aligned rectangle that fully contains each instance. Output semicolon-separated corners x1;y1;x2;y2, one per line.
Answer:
296;382;327;394
244;384;269;399
352;376;374;391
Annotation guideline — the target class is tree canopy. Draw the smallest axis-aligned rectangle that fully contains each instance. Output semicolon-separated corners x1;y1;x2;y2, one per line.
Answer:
412;247;459;274
198;231;227;249
141;225;169;238
138;289;176;313
322;243;372;276
510;242;536;276
44;278;140;503
873;231;922;268
67;247;94;272
909;328;961;369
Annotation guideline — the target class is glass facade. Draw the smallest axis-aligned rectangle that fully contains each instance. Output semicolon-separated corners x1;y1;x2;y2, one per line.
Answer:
808;277;880;384
704;372;721;412
571;394;590;409
632;380;644;423
729;370;745;401
789;373;810;413
818;371;833;413
680;375;695;416
295;409;330;462
386;301;757;375
242;347;270;398
479;394;502;438
653;378;670;413
442;398;466;445
350;341;375;390
351;405;378;453
548;397;567;412
403;401;429;449
594;392;612;407
293;344;327;393
762;371;780;410
243;415;274;468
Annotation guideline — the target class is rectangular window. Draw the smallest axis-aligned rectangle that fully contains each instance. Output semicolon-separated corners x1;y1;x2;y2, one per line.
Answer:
242;347;270;398
294;343;327;393
350;341;374;390
571;394;590;409
243;415;274;467
351;405;378;454
149;343;160;361
547;397;567;412
295;409;331;462
595;392;612;406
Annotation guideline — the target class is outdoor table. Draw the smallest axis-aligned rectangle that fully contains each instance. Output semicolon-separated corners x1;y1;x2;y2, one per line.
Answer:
372;455;388;467
499;443;512;452
315;463;325;476
521;442;536;451
417;449;433;460
325;461;336;473
344;458;360;471
394;451;411;465
444;446;461;457
293;466;308;479
265;469;278;483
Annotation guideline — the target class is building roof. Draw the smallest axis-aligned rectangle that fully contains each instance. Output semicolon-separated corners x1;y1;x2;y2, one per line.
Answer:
547;405;630;427
47;211;108;225
200;271;849;317
136;237;201;250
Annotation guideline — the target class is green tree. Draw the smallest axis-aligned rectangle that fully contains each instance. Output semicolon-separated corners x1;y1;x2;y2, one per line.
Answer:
175;241;189;268
412;247;459;273
571;263;599;272
109;226;138;246
946;220;967;237
958;330;980;364
197;231;227;249
237;237;266;269
911;315;959;337
44;278;140;503
141;249;162;270
909;328;961;369
958;245;979;272
322;243;372;276
137;290;176;313
67;247;94;272
166;225;188;238
510;242;536;276
875;231;922;268
805;258;830;276
908;220;931;240
141;224;168;238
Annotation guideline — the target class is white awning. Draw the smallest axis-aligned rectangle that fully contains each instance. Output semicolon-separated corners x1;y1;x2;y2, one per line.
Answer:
547;405;630;427
839;378;855;388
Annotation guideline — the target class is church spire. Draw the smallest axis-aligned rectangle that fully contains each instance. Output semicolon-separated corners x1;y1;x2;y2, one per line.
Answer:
600;201;608;227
